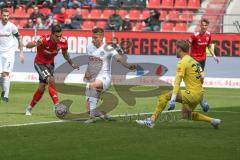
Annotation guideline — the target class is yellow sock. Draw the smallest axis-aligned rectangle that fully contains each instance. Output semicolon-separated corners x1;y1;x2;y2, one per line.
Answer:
191;112;212;123
151;93;170;122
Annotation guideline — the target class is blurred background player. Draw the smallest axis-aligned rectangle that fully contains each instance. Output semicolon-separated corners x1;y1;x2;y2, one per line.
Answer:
25;25;79;115
136;40;221;128
188;18;220;112
84;28;136;123
0;8;25;102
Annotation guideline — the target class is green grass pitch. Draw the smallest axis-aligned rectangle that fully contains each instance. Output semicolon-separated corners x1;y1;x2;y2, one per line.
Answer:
0;82;239;160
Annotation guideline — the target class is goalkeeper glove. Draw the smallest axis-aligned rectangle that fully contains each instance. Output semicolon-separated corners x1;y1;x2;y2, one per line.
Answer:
168;94;176;111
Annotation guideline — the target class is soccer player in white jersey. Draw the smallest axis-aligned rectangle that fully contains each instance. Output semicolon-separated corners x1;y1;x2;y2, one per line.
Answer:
84;28;136;123
0;8;24;102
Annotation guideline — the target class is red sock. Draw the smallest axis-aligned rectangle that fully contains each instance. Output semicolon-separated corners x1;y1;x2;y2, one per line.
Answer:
48;83;59;105
30;89;44;108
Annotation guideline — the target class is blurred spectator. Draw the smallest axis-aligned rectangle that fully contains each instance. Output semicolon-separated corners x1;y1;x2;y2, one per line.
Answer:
0;1;8;8
120;15;132;31
141;9;160;31
42;0;53;9
79;0;96;7
49;19;59;29
24;19;34;29
62;18;79;29
54;7;69;25
71;8;82;28
35;17;45;29
108;0;122;8
53;0;69;13
105;13;122;31
26;0;38;12
30;6;44;25
68;0;81;8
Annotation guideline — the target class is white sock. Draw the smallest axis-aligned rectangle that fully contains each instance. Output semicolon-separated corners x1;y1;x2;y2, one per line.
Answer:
89;97;101;117
89;97;98;111
3;76;10;98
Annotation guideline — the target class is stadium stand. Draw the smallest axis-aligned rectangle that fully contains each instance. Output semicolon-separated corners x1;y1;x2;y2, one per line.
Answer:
161;22;174;32
6;0;233;33
160;0;174;9
102;9;115;19
175;22;188;32
148;0;161;9
174;0;187;9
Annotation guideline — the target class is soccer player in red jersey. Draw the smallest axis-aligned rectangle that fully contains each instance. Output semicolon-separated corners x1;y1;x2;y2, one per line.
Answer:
24;25;79;116
189;18;219;70
188;18;219;112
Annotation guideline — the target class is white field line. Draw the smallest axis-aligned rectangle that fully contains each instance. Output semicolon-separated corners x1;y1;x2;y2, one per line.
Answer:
0;110;240;128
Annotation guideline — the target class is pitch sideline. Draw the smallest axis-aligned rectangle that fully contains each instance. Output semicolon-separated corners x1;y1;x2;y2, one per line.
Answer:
0;110;239;128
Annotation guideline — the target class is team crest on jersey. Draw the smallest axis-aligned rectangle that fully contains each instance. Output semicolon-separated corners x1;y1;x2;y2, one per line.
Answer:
100;51;105;56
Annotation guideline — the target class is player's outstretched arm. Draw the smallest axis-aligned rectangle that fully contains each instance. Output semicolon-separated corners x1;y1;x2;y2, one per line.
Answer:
13;32;25;63
62;50;80;69
115;54;136;70
25;39;43;48
207;44;219;63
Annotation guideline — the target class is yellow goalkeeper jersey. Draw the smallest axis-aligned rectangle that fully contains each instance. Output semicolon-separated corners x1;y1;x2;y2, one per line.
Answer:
173;55;203;95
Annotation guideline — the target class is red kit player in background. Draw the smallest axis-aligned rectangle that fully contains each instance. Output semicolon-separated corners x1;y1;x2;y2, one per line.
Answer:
188;18;219;112
25;25;79;115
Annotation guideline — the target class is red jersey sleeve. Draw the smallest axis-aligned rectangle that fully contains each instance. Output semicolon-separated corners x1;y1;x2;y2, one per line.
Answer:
59;37;68;52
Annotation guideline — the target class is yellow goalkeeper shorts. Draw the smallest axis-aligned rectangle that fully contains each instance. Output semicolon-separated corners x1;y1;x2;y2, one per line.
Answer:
181;90;203;110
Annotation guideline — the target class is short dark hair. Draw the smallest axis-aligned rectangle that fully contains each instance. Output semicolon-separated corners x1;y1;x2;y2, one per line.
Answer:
176;40;190;53
201;18;209;25
92;27;104;35
1;8;9;14
51;24;62;34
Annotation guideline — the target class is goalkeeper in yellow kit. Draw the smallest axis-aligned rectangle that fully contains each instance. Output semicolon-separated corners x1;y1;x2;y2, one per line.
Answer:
136;40;221;128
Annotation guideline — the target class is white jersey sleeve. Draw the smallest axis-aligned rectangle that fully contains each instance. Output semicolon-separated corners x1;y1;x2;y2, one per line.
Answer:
0;21;18;53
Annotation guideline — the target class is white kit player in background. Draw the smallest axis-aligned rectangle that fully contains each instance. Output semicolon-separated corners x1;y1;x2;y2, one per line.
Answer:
0;8;25;102
84;28;136;123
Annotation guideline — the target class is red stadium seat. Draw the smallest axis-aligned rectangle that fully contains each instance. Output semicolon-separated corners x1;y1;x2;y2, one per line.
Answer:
161;22;174;32
80;9;90;19
134;22;144;31
95;21;107;28
13;7;28;18
168;10;180;21
161;0;174;9
102;9;115;20
174;0;187;9
19;19;27;28
140;10;150;20
175;23;187;32
11;19;19;26
148;0;161;8
65;9;75;17
27;8;33;16
89;9;102;19
188;0;200;9
118;9;128;19
81;21;95;30
39;8;51;15
159;10;167;21
179;11;193;22
129;10;140;20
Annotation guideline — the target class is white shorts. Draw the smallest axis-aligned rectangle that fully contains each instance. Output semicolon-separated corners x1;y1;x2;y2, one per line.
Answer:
96;74;111;91
0;50;15;73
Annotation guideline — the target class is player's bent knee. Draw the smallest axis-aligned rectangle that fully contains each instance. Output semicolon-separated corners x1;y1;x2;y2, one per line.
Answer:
85;87;101;98
158;93;171;101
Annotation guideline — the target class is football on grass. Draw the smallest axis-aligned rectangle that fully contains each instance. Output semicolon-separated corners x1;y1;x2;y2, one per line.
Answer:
55;103;67;118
